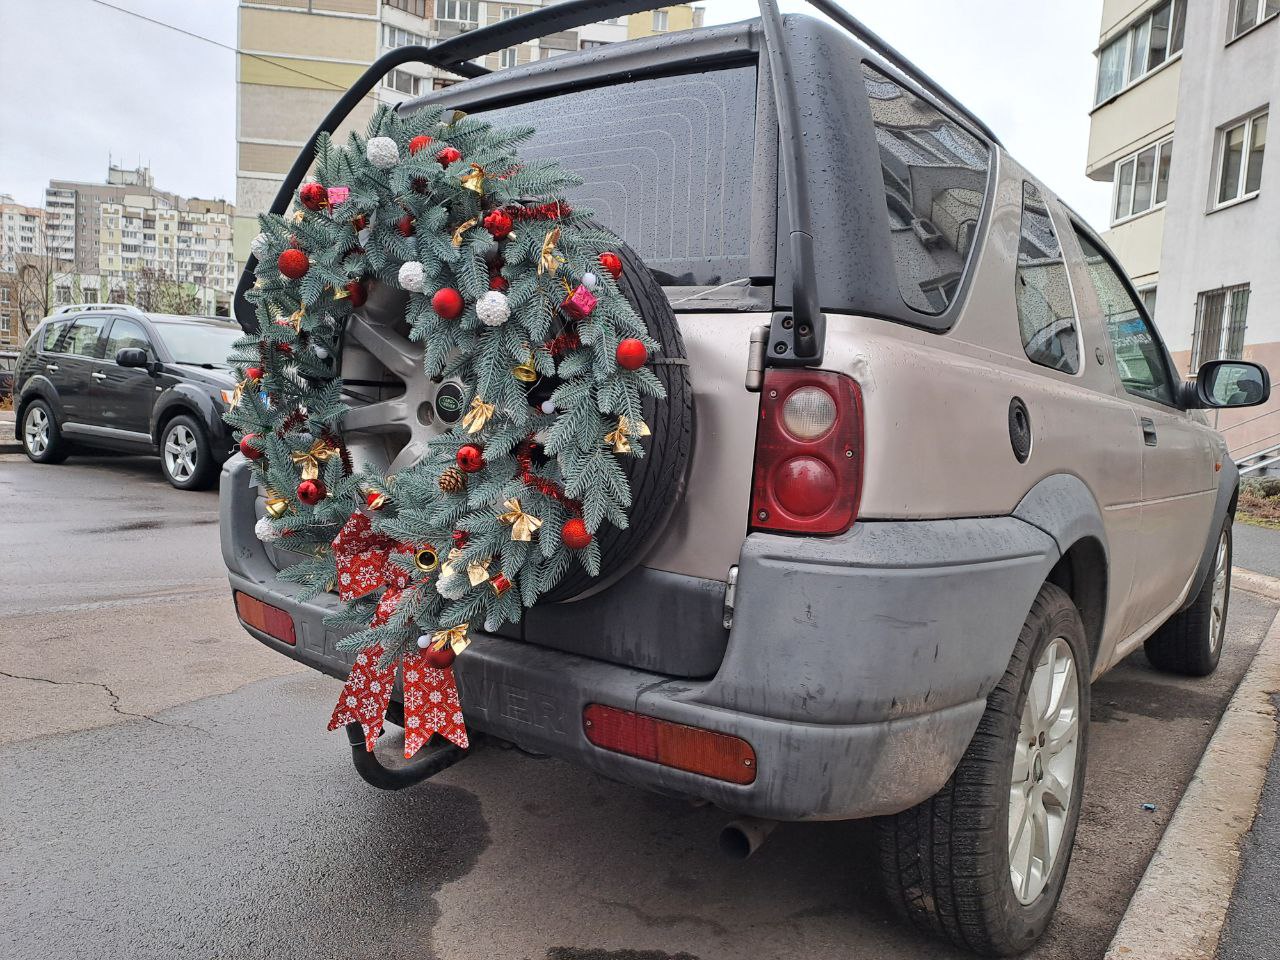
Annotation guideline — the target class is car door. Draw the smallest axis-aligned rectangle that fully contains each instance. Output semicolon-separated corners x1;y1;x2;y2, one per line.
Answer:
1074;229;1217;644
94;316;157;437
56;315;111;425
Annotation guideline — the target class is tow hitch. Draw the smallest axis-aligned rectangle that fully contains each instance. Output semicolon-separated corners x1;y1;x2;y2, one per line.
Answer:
344;713;472;790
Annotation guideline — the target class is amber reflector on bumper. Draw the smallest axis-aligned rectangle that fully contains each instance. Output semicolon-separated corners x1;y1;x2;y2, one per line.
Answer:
234;591;296;646
582;703;757;784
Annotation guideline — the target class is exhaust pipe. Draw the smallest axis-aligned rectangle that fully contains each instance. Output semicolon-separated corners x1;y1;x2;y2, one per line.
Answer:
718;817;778;860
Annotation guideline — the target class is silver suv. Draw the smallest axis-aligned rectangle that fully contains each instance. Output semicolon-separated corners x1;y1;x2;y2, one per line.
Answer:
219;2;1270;954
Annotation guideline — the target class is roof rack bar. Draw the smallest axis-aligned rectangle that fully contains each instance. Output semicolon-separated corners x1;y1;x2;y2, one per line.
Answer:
53;303;146;317
804;0;1001;145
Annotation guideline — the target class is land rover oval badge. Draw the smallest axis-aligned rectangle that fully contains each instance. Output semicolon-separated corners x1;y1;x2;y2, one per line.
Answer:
435;381;465;424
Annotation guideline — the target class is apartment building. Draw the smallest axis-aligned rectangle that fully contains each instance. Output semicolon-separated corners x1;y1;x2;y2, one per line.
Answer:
0;196;46;348
42;165;236;315
235;0;702;270
1087;0;1275;460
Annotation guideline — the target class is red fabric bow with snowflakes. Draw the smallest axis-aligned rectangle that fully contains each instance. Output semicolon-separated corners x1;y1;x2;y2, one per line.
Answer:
326;513;469;756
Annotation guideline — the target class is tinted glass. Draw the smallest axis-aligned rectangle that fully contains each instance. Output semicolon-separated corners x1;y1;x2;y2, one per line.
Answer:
477;67;758;287
105;318;151;359
65;317;108;358
1015;184;1079;374
153;321;240;366
1076;229;1175;405
41;320;70;352
861;64;991;315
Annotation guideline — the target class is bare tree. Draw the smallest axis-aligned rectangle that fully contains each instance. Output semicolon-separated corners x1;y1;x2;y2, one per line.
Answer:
12;219;72;340
135;266;200;315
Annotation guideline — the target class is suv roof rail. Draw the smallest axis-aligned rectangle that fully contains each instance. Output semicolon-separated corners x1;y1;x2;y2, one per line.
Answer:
51;303;146;318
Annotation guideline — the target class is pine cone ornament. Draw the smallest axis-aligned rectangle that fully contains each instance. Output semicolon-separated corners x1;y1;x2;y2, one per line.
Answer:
438;466;466;493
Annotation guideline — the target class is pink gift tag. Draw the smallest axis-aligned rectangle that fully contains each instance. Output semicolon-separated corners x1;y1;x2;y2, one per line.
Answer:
326;186;350;207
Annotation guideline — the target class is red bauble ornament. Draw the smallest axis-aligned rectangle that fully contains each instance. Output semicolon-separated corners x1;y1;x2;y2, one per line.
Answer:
456;444;485;473
436;146;462;166
344;280;367;307
239;434;264;461
297;478;326;505
365;490;387;510
489;275;508;291
490;573;512;596
408;134;434;156
352;213;368;231
451;529;469;548
276;343;293;355
397;214;415;237
616;338;648;370
424;646;456;669
482;209;514;239
561;517;592;550
245;365;264;381
599;252;623;280
299;182;328;211
432;287;465;320
277;248;309;279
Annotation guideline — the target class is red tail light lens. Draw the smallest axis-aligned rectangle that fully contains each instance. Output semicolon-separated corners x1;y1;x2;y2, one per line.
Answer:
750;369;863;534
583;703;757;784
234;591;296;645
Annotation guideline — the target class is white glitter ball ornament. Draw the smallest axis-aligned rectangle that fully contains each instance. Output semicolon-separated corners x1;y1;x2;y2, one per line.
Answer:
398;261;426;292
416;634;432;650
254;516;281;543
250;233;269;258
366;136;399;170
476;290;511;327
540;399;557;415
582;271;599;290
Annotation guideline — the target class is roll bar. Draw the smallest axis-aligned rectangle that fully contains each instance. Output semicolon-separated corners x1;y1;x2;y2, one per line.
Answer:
233;0;1000;367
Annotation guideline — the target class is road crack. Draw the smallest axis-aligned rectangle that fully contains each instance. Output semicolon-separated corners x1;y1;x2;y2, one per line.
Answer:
0;669;206;732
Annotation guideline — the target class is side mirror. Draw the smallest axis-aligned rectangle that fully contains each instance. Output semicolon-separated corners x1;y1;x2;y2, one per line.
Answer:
116;347;148;368
1192;360;1271;409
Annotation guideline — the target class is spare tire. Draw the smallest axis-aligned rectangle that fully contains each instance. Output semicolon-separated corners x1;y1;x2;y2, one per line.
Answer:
338;223;692;602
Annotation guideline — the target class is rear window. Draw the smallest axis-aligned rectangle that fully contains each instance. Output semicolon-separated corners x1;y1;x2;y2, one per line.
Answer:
41;320;70;352
476;66;758;288
861;64;991;315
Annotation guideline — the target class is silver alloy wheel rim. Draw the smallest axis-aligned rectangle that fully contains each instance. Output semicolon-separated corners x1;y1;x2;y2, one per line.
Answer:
164;423;198;482
1209;531;1229;653
1009;636;1080;905
24;406;50;455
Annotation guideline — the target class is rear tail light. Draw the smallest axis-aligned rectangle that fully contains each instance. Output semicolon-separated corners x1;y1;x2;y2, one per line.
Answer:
234;591;296;645
583;704;757;784
750;369;863;535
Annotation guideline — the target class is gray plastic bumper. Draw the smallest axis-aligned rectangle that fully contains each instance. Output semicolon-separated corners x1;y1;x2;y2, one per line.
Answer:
221;457;1060;821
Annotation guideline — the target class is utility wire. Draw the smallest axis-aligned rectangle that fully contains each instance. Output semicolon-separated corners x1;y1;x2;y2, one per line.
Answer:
83;0;384;102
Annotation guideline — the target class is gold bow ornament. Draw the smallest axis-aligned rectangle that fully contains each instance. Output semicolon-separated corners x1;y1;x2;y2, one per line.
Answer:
461;396;495;434
429;623;471;656
497;498;543;542
440;548;492;587
538;227;565;275
605;416;651;455
460;164;486;195
290;439;341;480
451;217;477;248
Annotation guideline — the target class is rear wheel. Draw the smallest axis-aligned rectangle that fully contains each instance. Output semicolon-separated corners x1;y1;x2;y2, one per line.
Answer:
1144;523;1230;677
878;582;1089;956
21;399;69;464
159;415;217;490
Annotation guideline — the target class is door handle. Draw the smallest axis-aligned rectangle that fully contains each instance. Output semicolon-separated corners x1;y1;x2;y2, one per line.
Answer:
45;363;58;373
91;371;107;381
1141;417;1157;446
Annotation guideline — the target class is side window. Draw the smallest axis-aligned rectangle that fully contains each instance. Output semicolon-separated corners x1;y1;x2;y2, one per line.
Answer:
1015;183;1080;374
1074;229;1176;405
41;320;71;352
64;317;109;359
104;318;152;360
861;63;992;316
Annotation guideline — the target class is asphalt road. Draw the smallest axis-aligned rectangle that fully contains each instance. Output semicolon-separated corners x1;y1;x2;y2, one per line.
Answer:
2;451;1277;960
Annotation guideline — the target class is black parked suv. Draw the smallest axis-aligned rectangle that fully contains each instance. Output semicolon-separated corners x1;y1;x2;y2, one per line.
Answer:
14;304;241;489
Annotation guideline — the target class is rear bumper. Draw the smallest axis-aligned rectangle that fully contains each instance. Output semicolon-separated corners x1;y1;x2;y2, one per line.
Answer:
221;457;1060;820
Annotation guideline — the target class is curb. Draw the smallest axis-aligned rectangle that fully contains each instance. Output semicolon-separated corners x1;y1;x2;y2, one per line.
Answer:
1104;573;1280;960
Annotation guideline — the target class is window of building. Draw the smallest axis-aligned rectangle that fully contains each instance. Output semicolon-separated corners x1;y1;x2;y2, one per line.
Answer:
652;10;669;31
1139;285;1158;319
580;39;610;49
1113;137;1173;222
1075;228;1176;404
386;0;428;16
500;48;517;68
1231;0;1280;39
501;6;518;19
1095;0;1185;104
1216;110;1268;206
383;69;421;96
435;0;478;23
1015;183;1080;374
0;312;9;336
1192;284;1251;366
382;25;427;49
861;63;992;316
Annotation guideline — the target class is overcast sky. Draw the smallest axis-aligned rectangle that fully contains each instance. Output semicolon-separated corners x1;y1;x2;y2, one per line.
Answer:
0;0;1111;226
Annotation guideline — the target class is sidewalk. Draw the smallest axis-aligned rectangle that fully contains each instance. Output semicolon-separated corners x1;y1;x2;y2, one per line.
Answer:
0;409;18;454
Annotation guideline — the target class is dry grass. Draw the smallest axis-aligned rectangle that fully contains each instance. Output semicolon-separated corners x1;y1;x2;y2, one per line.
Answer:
1238;478;1280;527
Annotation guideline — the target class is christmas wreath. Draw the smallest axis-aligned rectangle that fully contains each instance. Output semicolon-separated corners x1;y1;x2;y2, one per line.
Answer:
226;105;665;758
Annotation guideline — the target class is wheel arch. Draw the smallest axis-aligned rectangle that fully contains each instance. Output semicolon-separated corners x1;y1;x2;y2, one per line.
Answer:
151;387;215;446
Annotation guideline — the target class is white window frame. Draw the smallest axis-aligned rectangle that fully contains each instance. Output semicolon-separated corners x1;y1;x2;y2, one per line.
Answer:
1213;109;1268;209
499;47;517;69
1230;0;1280;40
652;10;669;31
434;0;478;24
500;6;518;19
1094;0;1185;106
1192;284;1251;366
1111;135;1174;224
